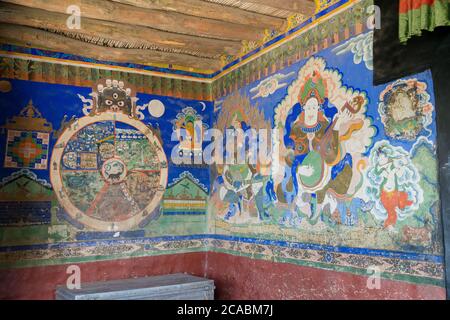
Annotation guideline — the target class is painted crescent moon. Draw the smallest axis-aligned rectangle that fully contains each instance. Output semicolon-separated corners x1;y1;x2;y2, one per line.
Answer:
199;102;206;111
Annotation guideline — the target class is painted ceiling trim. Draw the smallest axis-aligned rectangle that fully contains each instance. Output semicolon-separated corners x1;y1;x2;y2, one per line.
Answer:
214;0;355;81
0;50;211;83
0;0;351;82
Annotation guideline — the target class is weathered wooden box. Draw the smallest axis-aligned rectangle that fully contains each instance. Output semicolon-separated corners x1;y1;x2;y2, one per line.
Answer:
56;273;215;300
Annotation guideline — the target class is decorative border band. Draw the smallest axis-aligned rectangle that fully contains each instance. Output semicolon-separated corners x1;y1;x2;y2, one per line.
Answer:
0;55;213;101
0;234;444;287
207;237;444;287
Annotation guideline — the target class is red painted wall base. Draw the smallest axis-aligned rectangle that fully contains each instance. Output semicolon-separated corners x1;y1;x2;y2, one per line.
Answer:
0;251;445;300
0;252;206;300
206;252;446;300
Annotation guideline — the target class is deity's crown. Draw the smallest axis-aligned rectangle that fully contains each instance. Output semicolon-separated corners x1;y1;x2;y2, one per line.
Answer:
298;71;327;105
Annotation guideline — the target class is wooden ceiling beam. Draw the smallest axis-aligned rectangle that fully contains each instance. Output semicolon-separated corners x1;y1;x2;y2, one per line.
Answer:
2;0;270;41
0;3;242;57
245;0;317;15
0;23;222;70
111;0;285;30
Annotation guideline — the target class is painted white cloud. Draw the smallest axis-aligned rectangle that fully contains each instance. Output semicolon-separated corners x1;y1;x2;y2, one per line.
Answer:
333;31;373;71
250;72;296;99
136;99;166;120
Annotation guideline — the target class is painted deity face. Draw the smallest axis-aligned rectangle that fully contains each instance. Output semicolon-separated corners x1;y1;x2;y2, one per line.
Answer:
391;91;415;122
303;97;320;126
99;86;131;114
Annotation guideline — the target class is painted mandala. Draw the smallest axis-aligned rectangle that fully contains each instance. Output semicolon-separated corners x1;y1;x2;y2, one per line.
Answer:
50;112;168;231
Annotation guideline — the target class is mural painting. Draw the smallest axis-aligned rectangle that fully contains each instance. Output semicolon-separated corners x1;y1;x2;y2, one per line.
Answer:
209;33;443;285
271;57;375;229
0;0;444;291
3;100;52;170
50;80;168;231
0;99;54;229
172;107;208;159
163;171;208;216
212;93;272;224
378;79;433;141
0;169;53;227
0;78;211;266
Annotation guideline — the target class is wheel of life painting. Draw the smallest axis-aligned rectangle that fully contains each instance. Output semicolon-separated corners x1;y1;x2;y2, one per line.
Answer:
50;112;168;231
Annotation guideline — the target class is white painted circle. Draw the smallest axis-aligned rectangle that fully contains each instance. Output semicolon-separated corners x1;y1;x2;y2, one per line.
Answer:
148;99;165;118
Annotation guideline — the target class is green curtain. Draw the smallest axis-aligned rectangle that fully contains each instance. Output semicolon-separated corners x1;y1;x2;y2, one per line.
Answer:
399;0;450;43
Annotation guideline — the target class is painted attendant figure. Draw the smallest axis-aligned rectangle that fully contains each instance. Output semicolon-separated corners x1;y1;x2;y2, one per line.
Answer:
374;147;414;231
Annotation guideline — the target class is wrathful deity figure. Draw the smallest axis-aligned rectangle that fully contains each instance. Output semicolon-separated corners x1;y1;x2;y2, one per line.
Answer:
89;79;136;117
215;110;271;223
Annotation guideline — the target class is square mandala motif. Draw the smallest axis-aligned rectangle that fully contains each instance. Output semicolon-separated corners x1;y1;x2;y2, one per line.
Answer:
5;130;50;170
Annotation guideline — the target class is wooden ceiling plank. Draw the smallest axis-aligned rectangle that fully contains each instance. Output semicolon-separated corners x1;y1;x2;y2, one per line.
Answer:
110;0;285;30
0;3;242;56
244;0;317;15
0;23;221;70
202;0;294;19
2;0;270;41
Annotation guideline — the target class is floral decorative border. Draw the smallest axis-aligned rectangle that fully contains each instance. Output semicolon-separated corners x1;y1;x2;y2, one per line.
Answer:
0;234;444;287
206;237;444;287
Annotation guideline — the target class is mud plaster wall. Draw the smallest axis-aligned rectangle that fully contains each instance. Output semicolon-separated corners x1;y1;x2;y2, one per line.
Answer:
207;0;445;297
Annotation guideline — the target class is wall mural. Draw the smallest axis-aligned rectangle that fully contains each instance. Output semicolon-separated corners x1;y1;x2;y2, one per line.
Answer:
212;93;272;224
52;80;168;231
0;78;211;267
378;79;433;141
4;100;52;170
212;0;373;99
209;32;443;286
0;0;445;289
